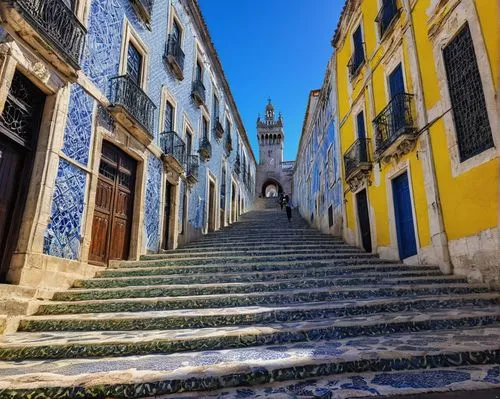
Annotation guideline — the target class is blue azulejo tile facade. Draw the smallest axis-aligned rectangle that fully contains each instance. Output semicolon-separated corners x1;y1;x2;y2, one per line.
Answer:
293;56;343;235
40;0;255;264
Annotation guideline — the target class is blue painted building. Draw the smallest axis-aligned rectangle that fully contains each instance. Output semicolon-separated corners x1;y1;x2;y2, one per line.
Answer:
0;0;255;290
293;56;343;236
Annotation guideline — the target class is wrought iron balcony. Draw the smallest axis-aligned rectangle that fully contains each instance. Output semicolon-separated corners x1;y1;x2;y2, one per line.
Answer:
213;118;224;140
374;93;416;162
130;0;154;25
344;138;372;191
108;75;156;142
164;34;185;80
192;79;206;106
198;137;212;161
186;154;200;184
376;0;400;38
1;0;86;78
160;131;186;173
348;47;365;79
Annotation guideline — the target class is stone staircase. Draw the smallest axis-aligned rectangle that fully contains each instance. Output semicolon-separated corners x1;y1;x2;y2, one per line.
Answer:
0;199;499;398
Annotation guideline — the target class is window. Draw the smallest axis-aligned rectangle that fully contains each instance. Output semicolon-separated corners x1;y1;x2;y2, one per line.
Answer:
350;25;365;77
185;129;193;154
356;111;366;139
225;117;231;135
202;116;209;139
327;145;335;186
443;23;494;162
213;95;219;122
172;19;182;44
164;101;174;132
127;42;143;85
195;60;203;82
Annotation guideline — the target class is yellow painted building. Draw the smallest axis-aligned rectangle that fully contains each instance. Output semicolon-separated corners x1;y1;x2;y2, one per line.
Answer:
333;0;499;286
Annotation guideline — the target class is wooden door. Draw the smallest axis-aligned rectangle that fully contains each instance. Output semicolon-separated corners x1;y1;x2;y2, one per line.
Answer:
0;72;45;282
208;181;216;232
89;142;136;265
162;182;172;250
392;172;417;259
356;189;372;253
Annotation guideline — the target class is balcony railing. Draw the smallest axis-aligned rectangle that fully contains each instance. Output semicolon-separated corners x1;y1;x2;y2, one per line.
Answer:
11;0;86;68
186;154;199;184
213;118;224;139
348;46;365;79
109;75;156;137
375;0;400;38
344;138;371;179
198;137;212;161
160;131;186;170
130;0;154;25
374;93;416;158
192;79;206;106
164;34;185;80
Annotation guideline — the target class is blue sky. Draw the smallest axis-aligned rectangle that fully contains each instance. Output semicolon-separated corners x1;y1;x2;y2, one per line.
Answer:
198;1;344;162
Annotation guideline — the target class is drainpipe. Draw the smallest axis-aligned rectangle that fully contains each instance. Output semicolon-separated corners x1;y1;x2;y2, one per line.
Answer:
402;0;452;274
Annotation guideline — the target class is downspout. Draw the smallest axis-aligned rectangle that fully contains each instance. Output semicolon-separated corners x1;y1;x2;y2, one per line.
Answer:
402;0;452;273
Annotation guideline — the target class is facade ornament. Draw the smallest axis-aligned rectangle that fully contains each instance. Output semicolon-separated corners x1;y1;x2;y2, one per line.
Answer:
348;169;372;192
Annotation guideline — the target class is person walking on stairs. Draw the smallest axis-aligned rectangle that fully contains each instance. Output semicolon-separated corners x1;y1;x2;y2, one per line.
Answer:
284;194;293;222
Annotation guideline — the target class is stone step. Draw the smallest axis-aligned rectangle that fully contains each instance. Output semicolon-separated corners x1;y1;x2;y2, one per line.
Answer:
102;262;438;278
150;365;500;398
45;282;489;307
166;243;356;253
1;327;499;398
140;247;364;261
116;256;390;270
73;272;467;291
18;298;500;335
81;269;446;289
53;276;479;302
181;240;346;249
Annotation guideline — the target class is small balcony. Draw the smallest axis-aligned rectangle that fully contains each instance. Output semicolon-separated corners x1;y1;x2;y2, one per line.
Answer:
348;47;365;80
160;131;186;174
192;79;206;106
0;0;86;80
198;137;212;162
164;34;184;80
130;0;154;26
108;75;156;143
213;118;224;140
344;138;372;191
186;154;199;184
374;93;416;162
375;0;400;39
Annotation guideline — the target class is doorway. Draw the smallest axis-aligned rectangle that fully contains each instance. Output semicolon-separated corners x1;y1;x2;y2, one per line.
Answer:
0;71;45;282
208;180;216;232
392;172;417;259
231;183;236;223
356;189;372;253
89;141;136;265
162;182;173;250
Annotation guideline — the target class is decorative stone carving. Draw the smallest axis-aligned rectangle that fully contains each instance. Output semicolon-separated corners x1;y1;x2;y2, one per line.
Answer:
347;168;372;192
379;136;417;165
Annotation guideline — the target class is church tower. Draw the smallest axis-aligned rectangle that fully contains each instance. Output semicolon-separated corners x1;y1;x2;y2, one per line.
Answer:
255;99;293;198
257;99;284;167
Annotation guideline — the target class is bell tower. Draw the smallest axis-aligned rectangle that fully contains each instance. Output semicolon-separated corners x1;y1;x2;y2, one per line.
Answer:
257;99;284;167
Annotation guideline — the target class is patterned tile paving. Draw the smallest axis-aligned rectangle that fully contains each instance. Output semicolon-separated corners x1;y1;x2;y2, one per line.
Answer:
43;159;86;260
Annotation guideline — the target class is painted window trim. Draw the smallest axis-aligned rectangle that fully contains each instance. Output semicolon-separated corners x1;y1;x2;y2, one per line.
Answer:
118;19;149;90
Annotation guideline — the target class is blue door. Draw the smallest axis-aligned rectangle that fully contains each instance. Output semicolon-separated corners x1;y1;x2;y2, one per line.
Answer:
389;64;406;134
392;172;417;259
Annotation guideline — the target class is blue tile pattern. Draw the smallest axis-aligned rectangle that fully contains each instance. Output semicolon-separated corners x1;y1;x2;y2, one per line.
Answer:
61;86;94;165
144;155;162;251
44;159;86;260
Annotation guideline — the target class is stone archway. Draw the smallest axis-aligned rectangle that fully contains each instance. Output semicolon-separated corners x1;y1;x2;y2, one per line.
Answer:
261;178;283;198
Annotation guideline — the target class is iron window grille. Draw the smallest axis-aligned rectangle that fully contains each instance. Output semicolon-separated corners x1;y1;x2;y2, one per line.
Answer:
343;138;371;179
109;75;156;136
13;0;86;68
160;131;186;167
165;34;185;78
213;117;224;140
373;92;415;157
443;23;494;162
198;137;212;161
375;0;400;38
192;79;206;105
